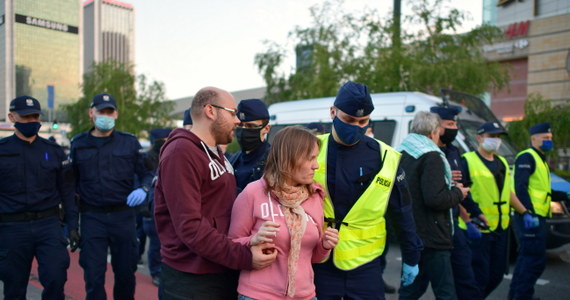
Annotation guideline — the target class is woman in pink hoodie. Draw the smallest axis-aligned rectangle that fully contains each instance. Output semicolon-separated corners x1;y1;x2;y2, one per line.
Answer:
229;126;339;300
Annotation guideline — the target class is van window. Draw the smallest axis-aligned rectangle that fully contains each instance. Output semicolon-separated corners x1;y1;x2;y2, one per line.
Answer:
372;120;397;145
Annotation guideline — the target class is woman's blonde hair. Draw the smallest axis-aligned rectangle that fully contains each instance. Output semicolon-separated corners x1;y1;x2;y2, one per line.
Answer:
264;126;320;193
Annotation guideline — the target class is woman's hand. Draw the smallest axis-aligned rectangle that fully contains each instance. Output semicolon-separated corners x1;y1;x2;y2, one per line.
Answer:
250;221;280;246
322;227;339;250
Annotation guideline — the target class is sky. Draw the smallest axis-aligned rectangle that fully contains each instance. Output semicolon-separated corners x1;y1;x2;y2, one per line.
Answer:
128;0;483;100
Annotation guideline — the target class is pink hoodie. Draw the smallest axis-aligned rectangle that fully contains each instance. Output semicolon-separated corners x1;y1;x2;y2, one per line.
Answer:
229;179;331;300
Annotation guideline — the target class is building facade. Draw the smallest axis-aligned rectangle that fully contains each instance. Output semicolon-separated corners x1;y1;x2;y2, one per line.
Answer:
83;0;135;73
0;0;81;121
483;0;570;121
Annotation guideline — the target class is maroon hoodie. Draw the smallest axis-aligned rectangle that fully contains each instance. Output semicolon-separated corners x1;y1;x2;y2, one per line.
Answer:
154;128;252;274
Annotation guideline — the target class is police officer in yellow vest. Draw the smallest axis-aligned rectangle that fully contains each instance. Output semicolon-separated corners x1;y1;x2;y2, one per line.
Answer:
460;122;527;298
312;81;423;300
509;122;561;300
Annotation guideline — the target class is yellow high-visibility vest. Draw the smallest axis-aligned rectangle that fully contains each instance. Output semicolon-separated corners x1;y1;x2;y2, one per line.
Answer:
314;134;400;270
514;148;551;217
462;151;511;231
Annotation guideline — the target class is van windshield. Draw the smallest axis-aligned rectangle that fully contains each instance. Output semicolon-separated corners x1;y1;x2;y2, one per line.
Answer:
442;89;519;164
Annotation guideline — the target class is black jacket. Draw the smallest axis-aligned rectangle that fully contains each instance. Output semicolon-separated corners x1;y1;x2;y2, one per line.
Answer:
400;151;463;250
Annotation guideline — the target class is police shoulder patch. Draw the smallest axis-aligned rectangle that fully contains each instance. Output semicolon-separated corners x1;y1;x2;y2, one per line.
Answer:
397;170;406;182
62;157;72;167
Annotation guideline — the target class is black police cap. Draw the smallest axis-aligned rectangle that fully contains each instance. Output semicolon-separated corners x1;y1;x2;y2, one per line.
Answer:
529;122;551;135
334;81;374;117
91;93;117;110
477;122;506;135
237;99;269;122
430;106;461;121
149;128;172;143
9;95;42;116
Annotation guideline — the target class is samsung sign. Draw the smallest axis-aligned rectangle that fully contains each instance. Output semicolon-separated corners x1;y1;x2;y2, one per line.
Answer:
15;14;78;34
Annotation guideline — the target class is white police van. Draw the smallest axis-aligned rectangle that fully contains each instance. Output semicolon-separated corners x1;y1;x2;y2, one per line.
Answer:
267;89;570;254
268;89;518;162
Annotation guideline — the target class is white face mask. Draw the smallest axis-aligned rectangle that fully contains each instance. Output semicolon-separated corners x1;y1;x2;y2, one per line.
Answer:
481;137;502;152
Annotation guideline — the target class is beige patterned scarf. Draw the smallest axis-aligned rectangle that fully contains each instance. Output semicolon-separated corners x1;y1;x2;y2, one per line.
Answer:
272;183;309;297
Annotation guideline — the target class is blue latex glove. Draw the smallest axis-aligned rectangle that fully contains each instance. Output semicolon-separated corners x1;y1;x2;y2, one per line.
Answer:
465;222;482;240
401;263;419;287
523;212;539;229
127;188;147;207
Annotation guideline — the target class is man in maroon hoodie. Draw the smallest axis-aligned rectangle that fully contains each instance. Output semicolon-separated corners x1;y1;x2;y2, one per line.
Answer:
154;87;277;300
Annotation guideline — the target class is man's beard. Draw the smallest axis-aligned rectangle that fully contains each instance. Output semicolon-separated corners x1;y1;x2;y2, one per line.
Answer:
211;114;233;145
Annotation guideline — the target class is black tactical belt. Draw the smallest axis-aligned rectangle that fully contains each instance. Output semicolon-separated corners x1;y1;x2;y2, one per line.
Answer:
0;206;59;222
80;202;131;213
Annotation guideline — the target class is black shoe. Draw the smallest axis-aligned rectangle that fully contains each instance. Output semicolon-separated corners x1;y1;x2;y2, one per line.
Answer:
384;280;396;294
152;276;161;287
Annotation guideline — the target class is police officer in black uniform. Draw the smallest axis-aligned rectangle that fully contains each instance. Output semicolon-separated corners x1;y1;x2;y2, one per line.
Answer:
431;106;486;300
230;99;271;193
312;82;423;300
142;128;172;287
70;93;153;300
183;108;192;129
0;96;78;300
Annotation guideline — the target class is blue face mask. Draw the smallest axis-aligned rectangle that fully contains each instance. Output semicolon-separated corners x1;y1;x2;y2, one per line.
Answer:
540;140;553;152
15;122;41;138
94;115;115;132
333;117;367;145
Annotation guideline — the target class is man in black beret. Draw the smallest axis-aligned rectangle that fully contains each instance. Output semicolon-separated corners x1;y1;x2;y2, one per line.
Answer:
431;105;487;300
460;122;528;298
509;122;568;300
142;128;172;287
312;81;423;299
230;99;271;193
0;96;77;299
70;92;153;299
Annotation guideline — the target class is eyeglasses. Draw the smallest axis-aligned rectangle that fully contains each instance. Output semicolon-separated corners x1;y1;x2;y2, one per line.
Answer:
209;104;237;117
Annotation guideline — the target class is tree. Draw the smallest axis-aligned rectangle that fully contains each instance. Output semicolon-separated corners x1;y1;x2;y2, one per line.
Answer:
507;94;570;177
255;0;510;103
507;94;570;151
63;61;175;138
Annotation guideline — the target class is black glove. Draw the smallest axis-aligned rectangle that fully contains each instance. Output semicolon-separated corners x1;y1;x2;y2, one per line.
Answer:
69;229;81;252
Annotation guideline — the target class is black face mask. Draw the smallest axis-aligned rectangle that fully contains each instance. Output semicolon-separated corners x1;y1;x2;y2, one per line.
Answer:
153;139;166;153
440;128;458;145
236;127;264;152
15;122;41;138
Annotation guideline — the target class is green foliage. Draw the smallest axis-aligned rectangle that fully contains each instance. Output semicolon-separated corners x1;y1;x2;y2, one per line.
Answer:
63;61;175;138
255;0;510;102
507;94;570;153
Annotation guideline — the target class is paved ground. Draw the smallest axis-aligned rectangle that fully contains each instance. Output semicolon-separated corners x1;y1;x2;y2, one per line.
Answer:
381;243;570;300
0;250;158;300
2;242;569;299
